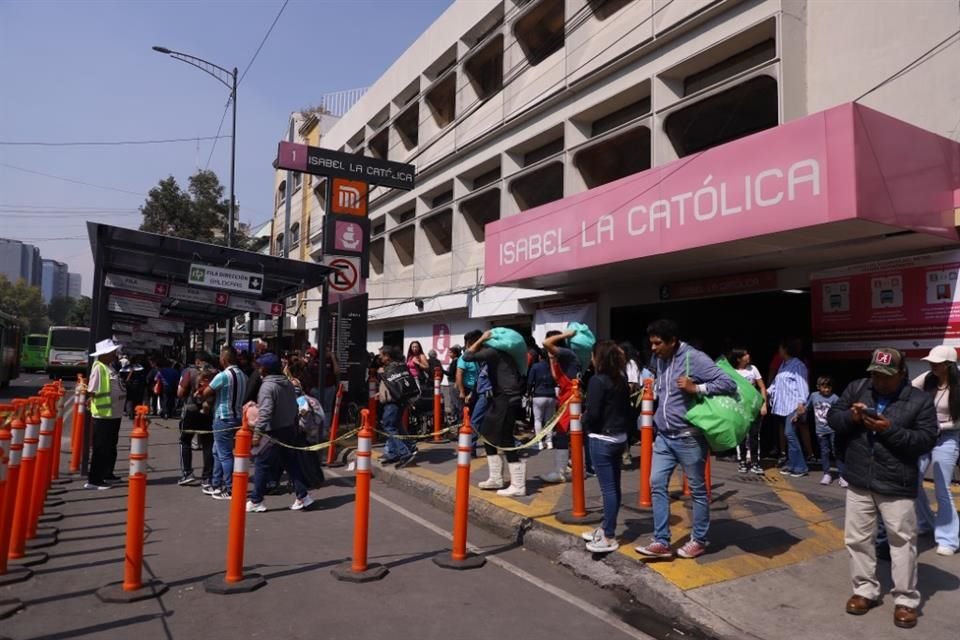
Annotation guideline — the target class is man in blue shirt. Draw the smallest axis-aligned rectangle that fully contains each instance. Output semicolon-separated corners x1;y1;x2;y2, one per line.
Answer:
203;346;248;500
768;339;810;477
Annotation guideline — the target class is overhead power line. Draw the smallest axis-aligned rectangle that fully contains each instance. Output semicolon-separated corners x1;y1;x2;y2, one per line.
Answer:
855;28;960;102
0;135;229;147
239;0;290;85
0;162;145;197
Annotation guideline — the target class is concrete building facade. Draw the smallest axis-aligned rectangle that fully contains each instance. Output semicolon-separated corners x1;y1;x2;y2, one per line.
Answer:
312;0;960;366
67;272;82;299
0;238;42;288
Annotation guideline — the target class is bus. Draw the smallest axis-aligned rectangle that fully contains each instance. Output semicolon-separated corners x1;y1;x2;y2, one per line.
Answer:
21;333;49;372
0;311;22;388
47;326;90;379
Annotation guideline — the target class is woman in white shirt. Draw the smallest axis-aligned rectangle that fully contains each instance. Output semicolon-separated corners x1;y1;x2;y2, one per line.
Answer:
911;345;960;556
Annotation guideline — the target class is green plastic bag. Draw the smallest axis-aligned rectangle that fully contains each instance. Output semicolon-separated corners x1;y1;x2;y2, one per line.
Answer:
485;327;529;375
566;322;596;372
685;355;762;451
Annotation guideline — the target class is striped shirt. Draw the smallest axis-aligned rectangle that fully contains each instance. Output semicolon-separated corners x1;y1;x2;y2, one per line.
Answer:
769;358;809;417
208;365;248;421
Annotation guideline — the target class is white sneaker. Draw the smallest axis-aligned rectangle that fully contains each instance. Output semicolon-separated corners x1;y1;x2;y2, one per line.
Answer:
246;500;266;513
586;536;619;553
936;546;956;556
820;473;832;485
291;494;315;511
838;477;849;488
581;527;603;543
83;482;111;491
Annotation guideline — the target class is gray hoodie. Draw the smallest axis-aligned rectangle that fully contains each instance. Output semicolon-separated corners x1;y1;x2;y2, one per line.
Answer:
256;374;299;433
653;342;737;439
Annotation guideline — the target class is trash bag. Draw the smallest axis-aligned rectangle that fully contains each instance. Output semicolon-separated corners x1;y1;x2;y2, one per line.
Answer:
486;327;529;375
567;322;596;372
685;356;762;452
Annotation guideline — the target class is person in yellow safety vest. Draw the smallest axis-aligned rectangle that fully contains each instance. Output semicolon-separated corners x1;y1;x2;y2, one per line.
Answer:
83;338;127;490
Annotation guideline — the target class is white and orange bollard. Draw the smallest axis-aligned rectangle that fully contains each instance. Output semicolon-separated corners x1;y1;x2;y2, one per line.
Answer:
204;408;265;594
557;381;602;525
637;379;655;510
26;392;60;545
1;402;34;590
432;367;443;443
434;408;485;570
97;406;168;602
333;408;388;583
50;383;71;487
9;399;50;565
325;383;345;467
69;375;87;475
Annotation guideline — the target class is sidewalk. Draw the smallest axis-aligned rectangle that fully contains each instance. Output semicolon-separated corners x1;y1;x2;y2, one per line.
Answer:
370;437;960;640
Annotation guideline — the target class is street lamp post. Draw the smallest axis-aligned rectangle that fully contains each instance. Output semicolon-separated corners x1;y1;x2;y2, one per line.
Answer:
154;45;238;345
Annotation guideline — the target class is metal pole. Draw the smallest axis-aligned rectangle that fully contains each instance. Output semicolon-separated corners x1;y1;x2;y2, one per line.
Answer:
225;67;238;347
316;178;333;396
283;117;294;258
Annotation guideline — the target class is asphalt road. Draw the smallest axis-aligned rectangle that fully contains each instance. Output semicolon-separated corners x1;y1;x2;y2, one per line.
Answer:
0;411;697;640
0;372;58;402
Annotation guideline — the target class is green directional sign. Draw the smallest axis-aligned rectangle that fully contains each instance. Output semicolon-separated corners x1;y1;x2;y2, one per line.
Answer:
188;263;264;295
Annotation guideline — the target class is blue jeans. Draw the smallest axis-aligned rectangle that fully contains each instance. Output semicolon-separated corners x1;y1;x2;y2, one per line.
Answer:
817;432;845;475
382;403;412;460
916;430;959;551
249;427;309;504
212;417;240;491
471;394;488;447
589;437;625;538
650;434;710;544
784;412;808;473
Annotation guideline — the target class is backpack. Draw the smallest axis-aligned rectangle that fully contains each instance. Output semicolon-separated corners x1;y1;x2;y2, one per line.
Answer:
382;361;421;404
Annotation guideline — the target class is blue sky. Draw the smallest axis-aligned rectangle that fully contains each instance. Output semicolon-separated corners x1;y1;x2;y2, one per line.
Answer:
0;0;451;295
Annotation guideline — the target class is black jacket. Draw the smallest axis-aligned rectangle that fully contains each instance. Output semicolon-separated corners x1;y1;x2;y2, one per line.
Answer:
827;378;937;498
462;347;524;399
583;373;632;437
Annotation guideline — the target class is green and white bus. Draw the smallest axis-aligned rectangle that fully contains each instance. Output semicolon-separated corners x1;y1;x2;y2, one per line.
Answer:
47;326;90;379
21;333;49;372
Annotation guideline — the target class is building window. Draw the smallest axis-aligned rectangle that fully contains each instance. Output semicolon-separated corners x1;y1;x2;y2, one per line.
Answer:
430;189;453;209
684;39;776;96
464;34;504;101
290;222;301;249
588;0;631;21
394;101;420;150
390;203;415;225
473;165;501;190
591;96;651;137
425;72;457;128
510;161;563;211
422;209;453;255
369;127;389;160
292;172;302;192
574;126;651;189
390;225;415;267
274;232;284;256
523;136;564;166
460;188;500;242
371;216;386;236
665;76;778;157
276;181;286;209
371;237;385;275
513;0;565;66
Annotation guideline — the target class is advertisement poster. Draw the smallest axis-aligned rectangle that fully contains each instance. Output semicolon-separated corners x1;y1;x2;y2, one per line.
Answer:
811;250;960;357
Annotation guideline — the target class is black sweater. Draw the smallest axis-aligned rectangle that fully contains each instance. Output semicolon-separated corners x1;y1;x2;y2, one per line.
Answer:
583;373;632;437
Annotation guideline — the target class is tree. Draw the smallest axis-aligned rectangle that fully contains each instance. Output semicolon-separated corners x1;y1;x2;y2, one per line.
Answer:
48;296;75;326
139;170;255;249
0;275;49;332
67;296;92;327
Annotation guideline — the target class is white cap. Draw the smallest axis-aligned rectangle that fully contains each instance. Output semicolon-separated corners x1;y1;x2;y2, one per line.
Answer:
922;345;958;364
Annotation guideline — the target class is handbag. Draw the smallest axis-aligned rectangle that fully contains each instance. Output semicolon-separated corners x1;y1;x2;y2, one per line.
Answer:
153;378;163;395
685;355;762;451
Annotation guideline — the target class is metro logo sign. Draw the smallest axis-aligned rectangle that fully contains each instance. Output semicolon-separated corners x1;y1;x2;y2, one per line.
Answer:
331;178;368;216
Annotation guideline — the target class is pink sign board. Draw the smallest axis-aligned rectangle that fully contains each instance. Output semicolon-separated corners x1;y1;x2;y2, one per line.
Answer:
811;250;960;357
333;219;365;253
484;103;960;285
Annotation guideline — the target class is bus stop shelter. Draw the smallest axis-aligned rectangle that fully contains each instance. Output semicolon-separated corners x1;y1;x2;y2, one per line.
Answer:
87;222;334;355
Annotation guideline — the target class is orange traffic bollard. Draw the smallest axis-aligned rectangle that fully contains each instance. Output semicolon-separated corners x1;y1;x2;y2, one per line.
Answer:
638;379;655;510
432;367;443;443
325;383;345;466
26;393;58;542
50;384;69;485
9;399;42;562
557;381;602;525
0;404;31;606
69;376;87;475
96;406;168;603
204;408;265;594
333;409;388;582
433;407;485;570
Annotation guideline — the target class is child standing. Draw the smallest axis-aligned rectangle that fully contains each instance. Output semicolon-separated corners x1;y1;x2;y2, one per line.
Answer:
802;376;844;486
728;348;768;475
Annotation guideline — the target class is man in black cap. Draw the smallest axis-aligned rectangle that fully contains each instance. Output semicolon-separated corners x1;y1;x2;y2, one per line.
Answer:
828;348;937;629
